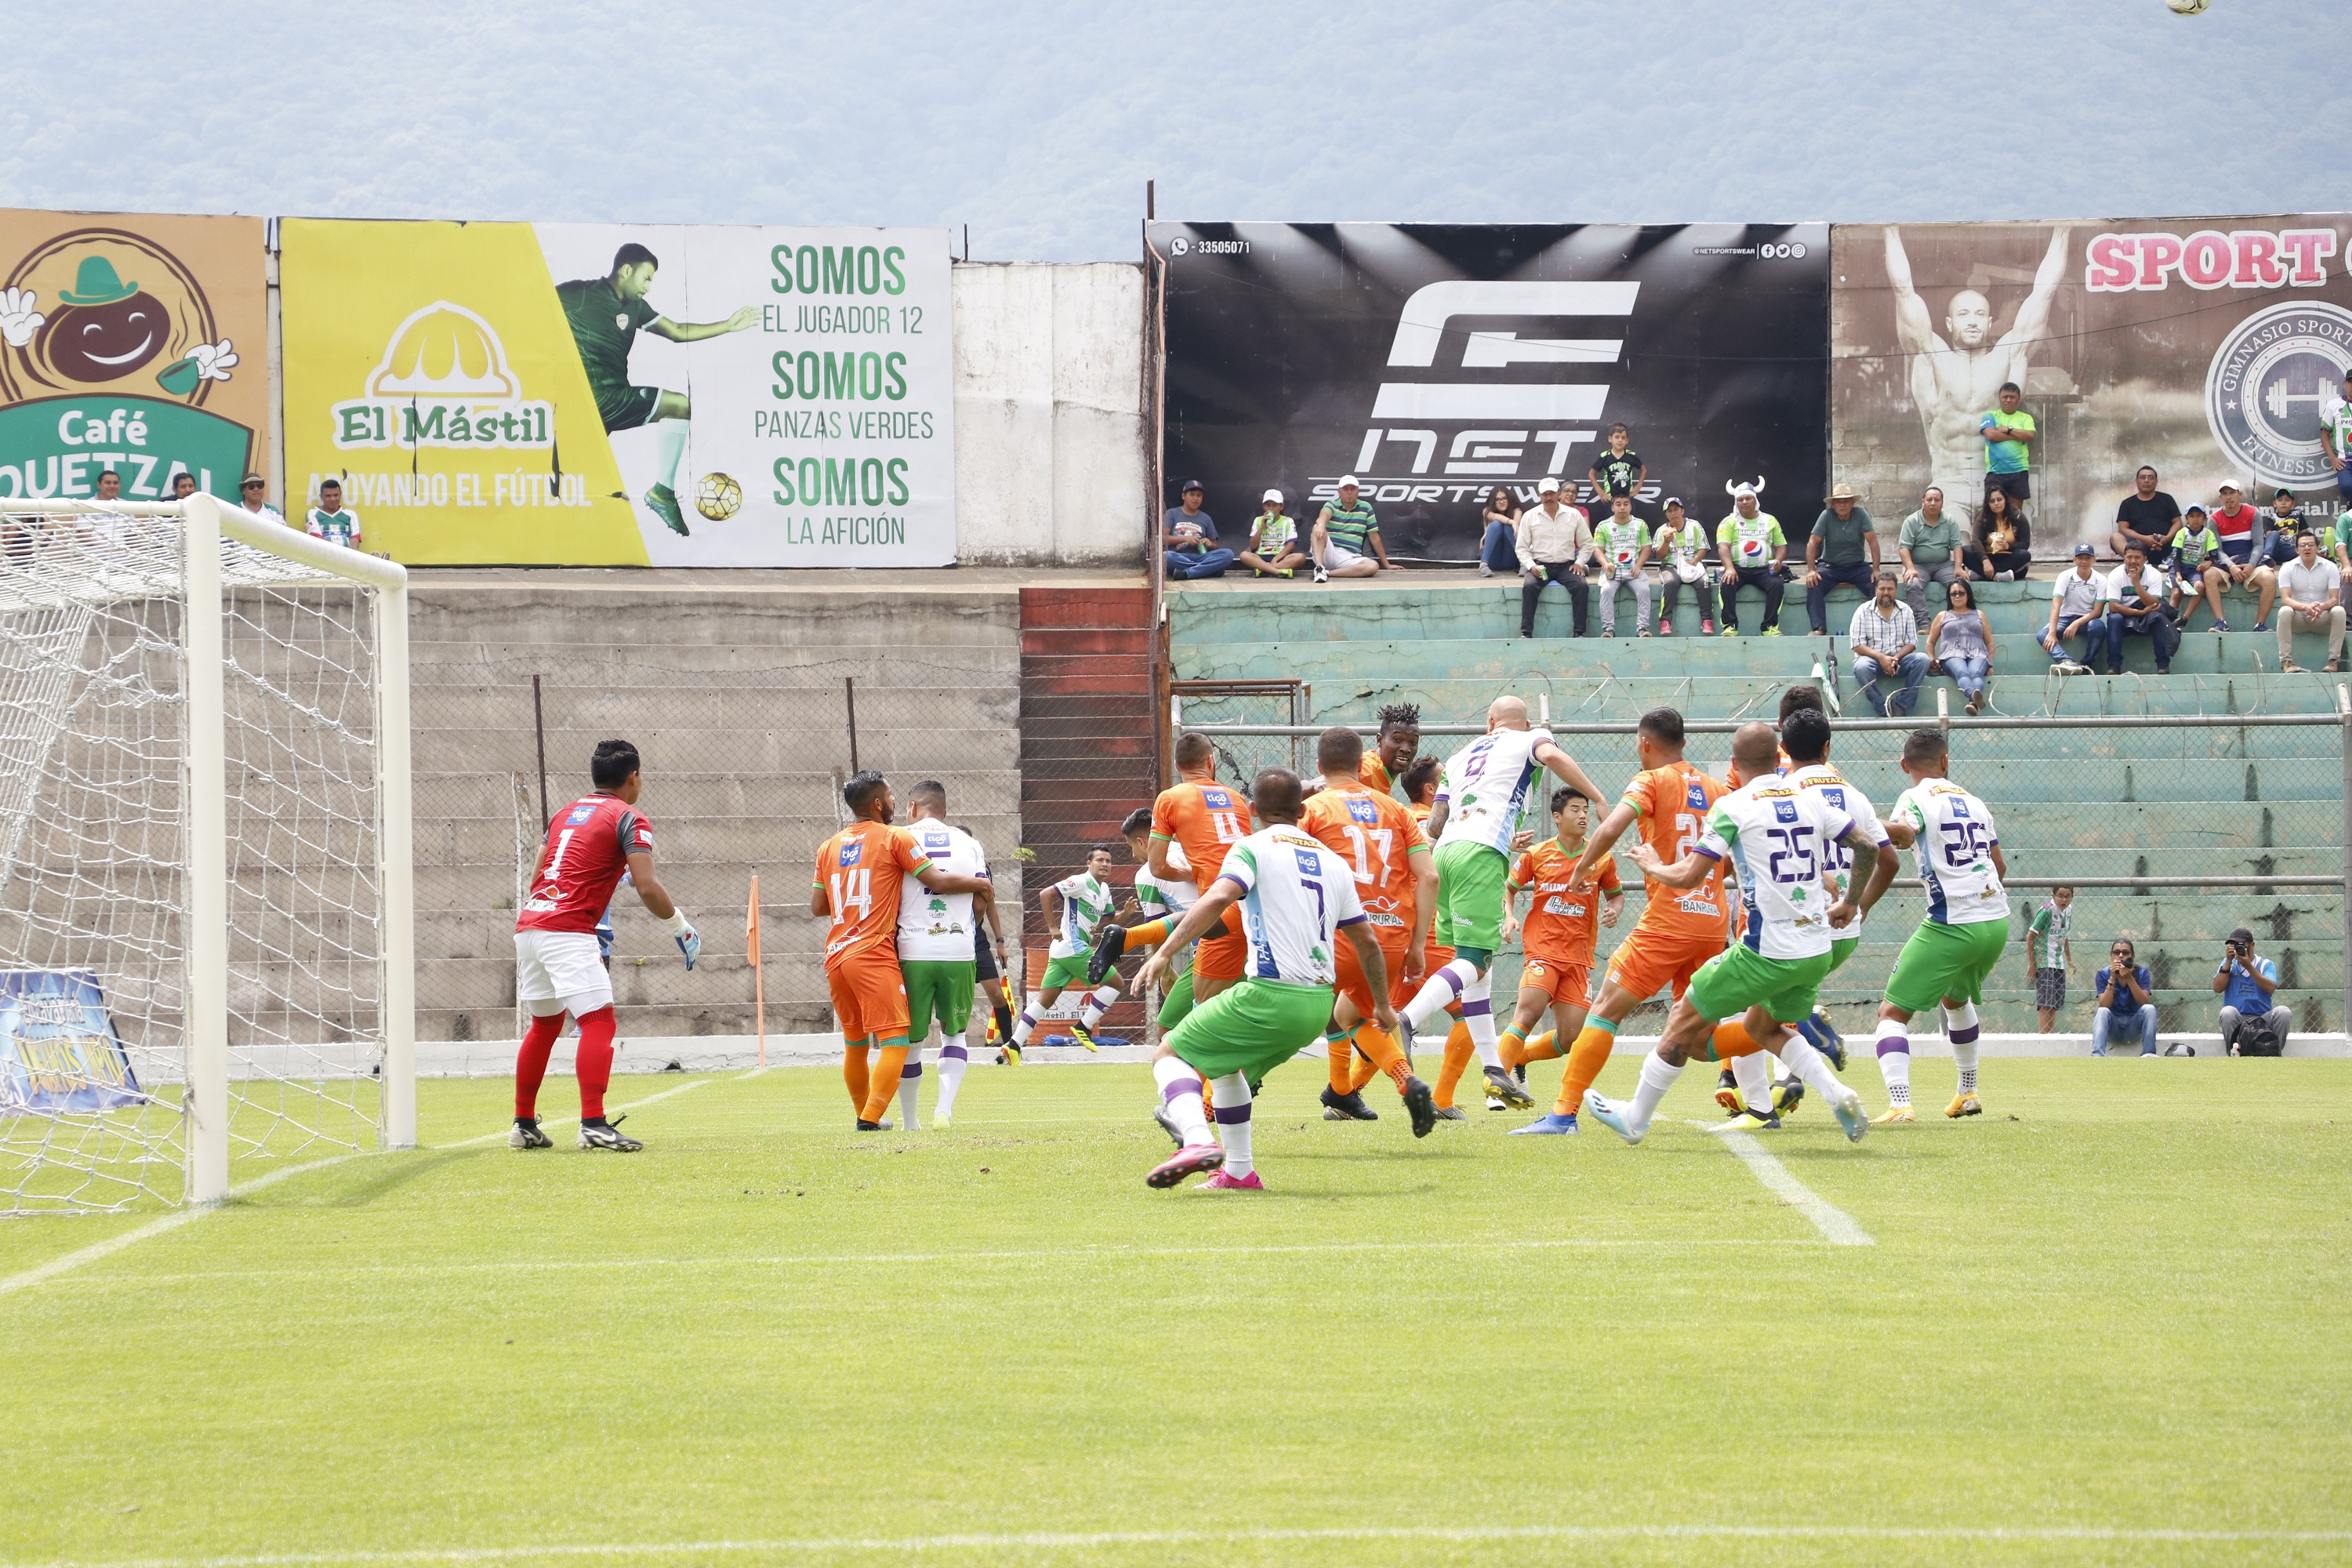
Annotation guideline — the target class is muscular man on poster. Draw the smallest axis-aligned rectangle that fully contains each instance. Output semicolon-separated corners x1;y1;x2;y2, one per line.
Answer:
1883;226;2068;524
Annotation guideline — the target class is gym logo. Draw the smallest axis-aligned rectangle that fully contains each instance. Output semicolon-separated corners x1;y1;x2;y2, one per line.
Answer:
329;301;555;452
0;227;254;500
2205;300;2352;489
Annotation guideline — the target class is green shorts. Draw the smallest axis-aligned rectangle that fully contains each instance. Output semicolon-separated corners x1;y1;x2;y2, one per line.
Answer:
1164;977;1334;1083
1686;943;1835;1025
1432;840;1508;953
1156;966;1197;1029
902;959;975;1041
1040;953;1093;992
1828;934;1860;973
1882;917;2009;1016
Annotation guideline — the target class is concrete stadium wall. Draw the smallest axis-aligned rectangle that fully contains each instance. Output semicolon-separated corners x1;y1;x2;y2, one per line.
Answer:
953;261;1149;569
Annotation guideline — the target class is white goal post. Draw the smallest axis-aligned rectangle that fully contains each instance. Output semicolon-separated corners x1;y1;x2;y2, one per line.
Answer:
0;495;412;1210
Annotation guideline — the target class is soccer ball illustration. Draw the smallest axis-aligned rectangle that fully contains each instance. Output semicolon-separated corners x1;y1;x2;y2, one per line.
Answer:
695;472;742;522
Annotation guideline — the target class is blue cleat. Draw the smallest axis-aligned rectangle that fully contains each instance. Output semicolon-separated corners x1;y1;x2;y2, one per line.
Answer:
1508;1112;1580;1136
1798;1008;1847;1073
1830;1087;1871;1143
1581;1089;1643;1145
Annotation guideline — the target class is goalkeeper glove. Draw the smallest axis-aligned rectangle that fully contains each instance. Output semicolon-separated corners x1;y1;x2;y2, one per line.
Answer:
662;909;700;971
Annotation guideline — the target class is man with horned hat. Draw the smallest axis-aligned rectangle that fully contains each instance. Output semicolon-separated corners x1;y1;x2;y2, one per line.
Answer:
1715;478;1788;636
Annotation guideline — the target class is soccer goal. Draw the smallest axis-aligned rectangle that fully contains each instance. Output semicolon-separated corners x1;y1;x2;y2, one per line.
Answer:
0;495;413;1212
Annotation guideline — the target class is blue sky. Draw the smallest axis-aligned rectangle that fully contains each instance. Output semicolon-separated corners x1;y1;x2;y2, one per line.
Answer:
0;0;2337;260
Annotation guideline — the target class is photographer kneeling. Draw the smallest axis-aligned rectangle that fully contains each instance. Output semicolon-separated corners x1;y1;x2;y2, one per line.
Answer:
2214;926;2290;1056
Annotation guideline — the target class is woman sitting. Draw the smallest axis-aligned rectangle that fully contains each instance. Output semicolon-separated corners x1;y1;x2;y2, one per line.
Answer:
1962;488;2032;581
1926;576;1996;715
1479;485;1522;577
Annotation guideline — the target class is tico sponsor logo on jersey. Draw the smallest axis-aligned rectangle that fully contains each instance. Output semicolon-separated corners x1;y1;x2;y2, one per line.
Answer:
329;301;555;453
837;841;864;867
1346;798;1379;824
1685;781;1710;811
565;802;597;825
1202;789;1232;808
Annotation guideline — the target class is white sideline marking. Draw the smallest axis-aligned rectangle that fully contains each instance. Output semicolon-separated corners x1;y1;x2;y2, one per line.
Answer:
14;1523;2348;1565
0;1072;761;1298
1693;1121;1875;1247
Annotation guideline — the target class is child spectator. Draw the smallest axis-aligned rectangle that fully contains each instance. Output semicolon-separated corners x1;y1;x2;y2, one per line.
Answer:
1652;498;1716;636
1236;490;1308;579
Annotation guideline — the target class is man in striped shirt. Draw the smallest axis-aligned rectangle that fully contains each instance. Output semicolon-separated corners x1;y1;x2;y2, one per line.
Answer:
1312;475;1391;582
1849;572;1929;717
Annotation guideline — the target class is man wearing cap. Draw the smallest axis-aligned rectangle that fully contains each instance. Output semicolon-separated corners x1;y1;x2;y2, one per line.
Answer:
2214;927;2289;1056
2210;481;2279;630
1805;484;1881;635
1312;477;1388;582
1162;481;1234;581
1236;489;1307;579
1650;498;1716;635
1715;482;1787;635
2039;543;2110;675
1515;477;1592;637
1896;485;1964;626
239;475;288;528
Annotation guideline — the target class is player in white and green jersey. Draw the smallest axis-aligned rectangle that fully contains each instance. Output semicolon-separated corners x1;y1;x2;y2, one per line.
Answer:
1108;807;1199;1029
1872;728;2010;1123
1134;768;1388;1190
895;781;996;1128
304;478;361;549
2321;371;2352;511
1396;695;1601;1109
1010;846;1121;1054
1584;722;1891;1146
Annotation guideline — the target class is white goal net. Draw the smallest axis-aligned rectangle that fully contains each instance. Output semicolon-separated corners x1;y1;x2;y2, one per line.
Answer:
0;497;413;1213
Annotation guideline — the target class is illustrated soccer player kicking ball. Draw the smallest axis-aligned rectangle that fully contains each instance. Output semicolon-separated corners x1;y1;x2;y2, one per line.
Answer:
1516;706;1729;1134
1582;723;1896;1146
1009;844;1122;1054
813;771;994;1131
1298;725;1440;1134
510;739;699;1152
1135;768;1395;1191
895;780;1000;1130
1869;728;2011;1123
1496;786;1622;1102
1396;696;1604;1114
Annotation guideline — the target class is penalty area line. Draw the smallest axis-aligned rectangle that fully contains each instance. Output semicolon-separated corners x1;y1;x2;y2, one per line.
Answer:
1690;1121;1875;1246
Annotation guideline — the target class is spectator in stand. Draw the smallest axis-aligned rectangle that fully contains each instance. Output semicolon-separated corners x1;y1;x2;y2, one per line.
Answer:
1715;481;1787;635
1236;489;1307;579
1804;482;1879;635
2166;505;2228;630
1962;487;2031;581
169;471;199;501
1979;380;2036;510
304;478;363;550
1516;476;1592;638
1925;576;1995;714
1479;485;1521;578
1849;572;1929;717
2102;541;2176;675
1652;497;1716;636
1896;485;1963;625
1588;423;1646;510
2322;368;2352;514
2111;466;2180;562
1589;493;1653;637
239;474;287;528
2091;939;2158;1057
2025;885;2076;1033
1161;480;1232;580
1312;476;1388;582
2274;528;2345;673
2209;481;2278;630
2039;543;2110;674
2316;488;2352;571
2215;926;2289;1055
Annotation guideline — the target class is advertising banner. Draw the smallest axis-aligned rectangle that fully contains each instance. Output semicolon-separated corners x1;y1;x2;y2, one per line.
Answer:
0;969;146;1117
1152;223;1829;559
0;209;267;506
281;220;954;566
1833;216;2352;546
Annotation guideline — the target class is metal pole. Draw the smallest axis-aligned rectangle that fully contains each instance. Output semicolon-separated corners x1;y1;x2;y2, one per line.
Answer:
183;496;229;1205
375;573;416;1151
531;674;550;829
845;675;860;775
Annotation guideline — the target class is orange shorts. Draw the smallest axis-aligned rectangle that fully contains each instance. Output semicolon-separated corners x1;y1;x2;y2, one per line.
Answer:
827;956;910;1046
1336;931;1410;1018
1518;957;1592;1011
1602;925;1722;1004
1392;941;1457;1010
1195;926;1248;983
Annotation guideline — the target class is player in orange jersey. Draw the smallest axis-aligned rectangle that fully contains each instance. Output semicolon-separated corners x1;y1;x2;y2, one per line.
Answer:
1515;706;1730;1134
1088;731;1253;997
1298;726;1437;1134
811;770;993;1131
1496;786;1623;1102
1356;702;1422;798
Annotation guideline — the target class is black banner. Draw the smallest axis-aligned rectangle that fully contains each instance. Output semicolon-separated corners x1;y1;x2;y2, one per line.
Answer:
1152;223;1830;559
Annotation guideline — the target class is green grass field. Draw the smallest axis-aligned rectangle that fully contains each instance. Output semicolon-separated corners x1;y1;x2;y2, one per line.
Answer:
2;1056;2347;1567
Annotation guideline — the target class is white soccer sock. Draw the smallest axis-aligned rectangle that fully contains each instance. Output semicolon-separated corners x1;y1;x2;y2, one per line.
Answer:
1080;985;1120;1030
1943;1002;1981;1094
1403;958;1480;1032
1462;971;1501;1069
1209;1073;1254;1177
654;416;689;492
895;1047;923;1132
1732;1048;1773;1112
935;1043;969;1118
1778;1033;1848;1105
1626;1051;1683;1134
1153;1056;1212;1146
1874;1018;1911;1107
1011;995;1041;1046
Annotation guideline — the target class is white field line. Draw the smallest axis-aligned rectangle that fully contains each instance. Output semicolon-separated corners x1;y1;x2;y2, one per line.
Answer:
0;1072;762;1298
13;1523;2350;1566
1693;1120;1875;1246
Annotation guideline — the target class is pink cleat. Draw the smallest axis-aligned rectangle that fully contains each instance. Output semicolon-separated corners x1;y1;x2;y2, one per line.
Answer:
1203;1169;1264;1190
1146;1143;1225;1189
